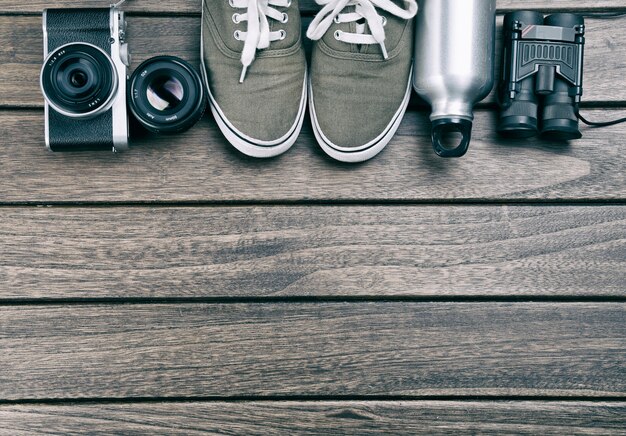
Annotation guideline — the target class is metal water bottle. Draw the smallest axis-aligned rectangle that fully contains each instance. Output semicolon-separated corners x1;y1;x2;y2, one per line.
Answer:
413;0;497;157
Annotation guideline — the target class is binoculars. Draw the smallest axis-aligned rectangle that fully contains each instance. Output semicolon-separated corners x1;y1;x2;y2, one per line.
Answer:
498;11;585;140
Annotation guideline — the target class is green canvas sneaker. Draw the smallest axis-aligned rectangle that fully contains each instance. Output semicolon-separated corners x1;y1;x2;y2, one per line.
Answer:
201;0;307;158
307;0;417;162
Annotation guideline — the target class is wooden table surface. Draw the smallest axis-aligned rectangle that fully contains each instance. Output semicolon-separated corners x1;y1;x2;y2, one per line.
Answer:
1;1;625;434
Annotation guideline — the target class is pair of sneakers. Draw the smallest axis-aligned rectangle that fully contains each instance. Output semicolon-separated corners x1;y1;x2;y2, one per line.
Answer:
201;0;417;162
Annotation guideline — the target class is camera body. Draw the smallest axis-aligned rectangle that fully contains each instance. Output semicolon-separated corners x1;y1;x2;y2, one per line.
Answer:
41;8;130;152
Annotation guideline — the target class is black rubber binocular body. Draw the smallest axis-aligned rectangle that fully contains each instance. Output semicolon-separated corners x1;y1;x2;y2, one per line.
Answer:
498;11;585;140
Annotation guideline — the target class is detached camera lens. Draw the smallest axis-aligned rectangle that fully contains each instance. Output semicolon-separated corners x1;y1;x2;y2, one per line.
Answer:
40;43;117;118
129;56;206;134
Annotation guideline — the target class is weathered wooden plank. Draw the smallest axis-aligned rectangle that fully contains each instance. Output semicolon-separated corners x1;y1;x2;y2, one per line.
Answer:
1;401;625;435
0;303;623;399
1;206;624;299
2;14;625;107
0;109;624;202
0;0;623;14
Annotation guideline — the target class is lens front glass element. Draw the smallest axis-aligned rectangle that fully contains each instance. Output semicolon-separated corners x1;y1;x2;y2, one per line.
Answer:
146;76;185;112
69;69;89;88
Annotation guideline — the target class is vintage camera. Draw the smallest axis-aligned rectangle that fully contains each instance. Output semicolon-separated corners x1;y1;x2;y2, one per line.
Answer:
40;7;130;152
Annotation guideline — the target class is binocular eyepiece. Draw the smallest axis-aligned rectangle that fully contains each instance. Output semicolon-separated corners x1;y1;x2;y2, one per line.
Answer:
498;11;585;141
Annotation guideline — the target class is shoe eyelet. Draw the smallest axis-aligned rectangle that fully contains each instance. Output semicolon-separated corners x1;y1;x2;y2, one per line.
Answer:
286;0;292;7
228;0;235;7
232;13;240;23
333;16;341;24
279;29;287;40
281;13;288;23
234;30;241;41
381;16;387;26
334;30;342;40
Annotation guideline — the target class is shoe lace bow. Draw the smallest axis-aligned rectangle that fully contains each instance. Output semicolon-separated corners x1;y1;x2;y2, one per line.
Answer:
230;0;292;82
306;0;417;59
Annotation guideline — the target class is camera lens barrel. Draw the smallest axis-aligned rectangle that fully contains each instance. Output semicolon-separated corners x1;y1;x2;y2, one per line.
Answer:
41;42;118;118
128;56;206;134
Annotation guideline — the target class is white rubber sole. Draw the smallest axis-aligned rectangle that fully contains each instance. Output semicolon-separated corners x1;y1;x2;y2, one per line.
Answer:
309;69;413;163
200;59;307;159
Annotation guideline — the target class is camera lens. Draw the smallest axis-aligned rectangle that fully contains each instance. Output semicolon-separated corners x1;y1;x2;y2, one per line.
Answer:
40;43;118;118
129;56;206;134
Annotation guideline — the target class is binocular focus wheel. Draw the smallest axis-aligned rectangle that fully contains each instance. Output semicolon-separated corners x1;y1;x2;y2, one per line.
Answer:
431;118;472;158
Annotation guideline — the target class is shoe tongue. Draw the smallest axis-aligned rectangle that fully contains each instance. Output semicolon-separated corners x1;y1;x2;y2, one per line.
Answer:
322;5;369;54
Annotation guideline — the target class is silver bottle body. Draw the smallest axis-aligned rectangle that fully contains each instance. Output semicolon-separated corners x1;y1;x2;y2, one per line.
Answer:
413;0;496;122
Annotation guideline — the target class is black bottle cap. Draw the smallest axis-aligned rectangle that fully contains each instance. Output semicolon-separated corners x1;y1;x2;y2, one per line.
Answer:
431;118;472;158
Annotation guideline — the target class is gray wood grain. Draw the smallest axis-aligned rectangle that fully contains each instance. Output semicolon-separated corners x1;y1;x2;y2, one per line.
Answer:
1;206;624;299
0;0;623;428
0;109;624;202
0;303;623;400
0;0;623;14
1;401;625;435
2;14;625;107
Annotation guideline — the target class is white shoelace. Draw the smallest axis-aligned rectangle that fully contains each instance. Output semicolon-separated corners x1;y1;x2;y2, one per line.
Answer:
230;0;291;82
306;0;417;59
